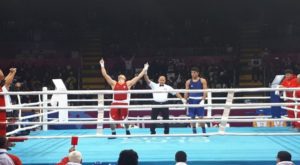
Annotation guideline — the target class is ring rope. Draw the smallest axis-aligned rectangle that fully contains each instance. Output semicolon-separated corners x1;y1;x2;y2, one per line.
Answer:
4;118;300;125
45;115;274;121
2;102;300;110
7;132;300;139
19;110;59;120
281;96;300;101
15;100;52;107
1;87;300;95
6;119;59;136
67;96;271;103
3;87;300;138
0;107;271;111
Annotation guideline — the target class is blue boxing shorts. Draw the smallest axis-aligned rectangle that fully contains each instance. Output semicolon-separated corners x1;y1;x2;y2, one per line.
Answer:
188;98;204;119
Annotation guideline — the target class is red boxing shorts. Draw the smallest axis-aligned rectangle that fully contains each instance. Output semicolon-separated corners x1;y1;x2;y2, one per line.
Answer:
110;102;128;120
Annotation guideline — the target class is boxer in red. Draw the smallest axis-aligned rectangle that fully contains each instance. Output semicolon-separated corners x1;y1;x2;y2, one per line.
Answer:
290;74;300;129
280;69;297;127
281;69;296;88
99;58;148;137
0;69;6;136
0;68;17;136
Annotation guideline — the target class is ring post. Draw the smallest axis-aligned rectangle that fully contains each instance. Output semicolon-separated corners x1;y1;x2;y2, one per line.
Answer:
42;87;48;131
293;91;297;118
219;91;235;133
207;91;212;127
52;79;68;122
17;94;22;130
96;94;104;135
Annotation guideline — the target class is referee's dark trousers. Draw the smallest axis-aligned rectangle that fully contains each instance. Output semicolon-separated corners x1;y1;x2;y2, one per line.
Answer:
150;101;169;134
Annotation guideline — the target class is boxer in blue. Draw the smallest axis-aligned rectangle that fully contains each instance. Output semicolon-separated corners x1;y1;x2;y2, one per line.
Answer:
184;67;208;134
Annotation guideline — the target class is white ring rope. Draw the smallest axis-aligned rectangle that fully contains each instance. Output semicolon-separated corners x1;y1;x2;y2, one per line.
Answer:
8;132;300;139
127;115;275;119
6;119;59;136
67;96;270;103
282;106;300;112
1;87;300;95
45;115;274;122
16;100;52;107
1;107;272;112
4;118;300;125
3;87;300;138
281;96;300;101
47;115;274;121
6;125;41;136
19;110;59;120
2;102;300;110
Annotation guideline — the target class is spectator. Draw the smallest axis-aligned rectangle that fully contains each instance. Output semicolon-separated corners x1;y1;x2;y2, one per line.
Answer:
67;151;82;165
250;55;262;82
121;55;135;77
56;146;75;165
0;136;22;165
117;149;138;165
175;151;187;165
65;72;77;90
276;151;295;165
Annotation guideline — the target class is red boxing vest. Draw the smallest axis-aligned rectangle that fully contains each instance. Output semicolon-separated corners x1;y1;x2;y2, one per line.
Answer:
113;82;128;101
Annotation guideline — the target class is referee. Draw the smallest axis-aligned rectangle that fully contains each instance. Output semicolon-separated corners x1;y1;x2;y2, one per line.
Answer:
144;73;186;134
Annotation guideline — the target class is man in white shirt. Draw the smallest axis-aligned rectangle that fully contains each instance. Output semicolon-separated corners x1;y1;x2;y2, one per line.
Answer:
0;136;22;165
175;151;187;165
144;73;186;134
276;151;295;165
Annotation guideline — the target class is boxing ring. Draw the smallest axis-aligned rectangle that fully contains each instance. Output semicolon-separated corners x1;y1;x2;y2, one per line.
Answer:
1;80;300;165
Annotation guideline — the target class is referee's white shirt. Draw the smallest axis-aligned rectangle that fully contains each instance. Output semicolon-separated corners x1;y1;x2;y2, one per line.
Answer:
148;81;176;102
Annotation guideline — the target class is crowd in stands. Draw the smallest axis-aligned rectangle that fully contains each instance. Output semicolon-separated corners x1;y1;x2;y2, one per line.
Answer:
2;8;300;90
100;18;238;58
263;53;300;85
0;59;79;93
0;19;80;59
105;56;235;89
0;17;81;90
261;18;300;53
